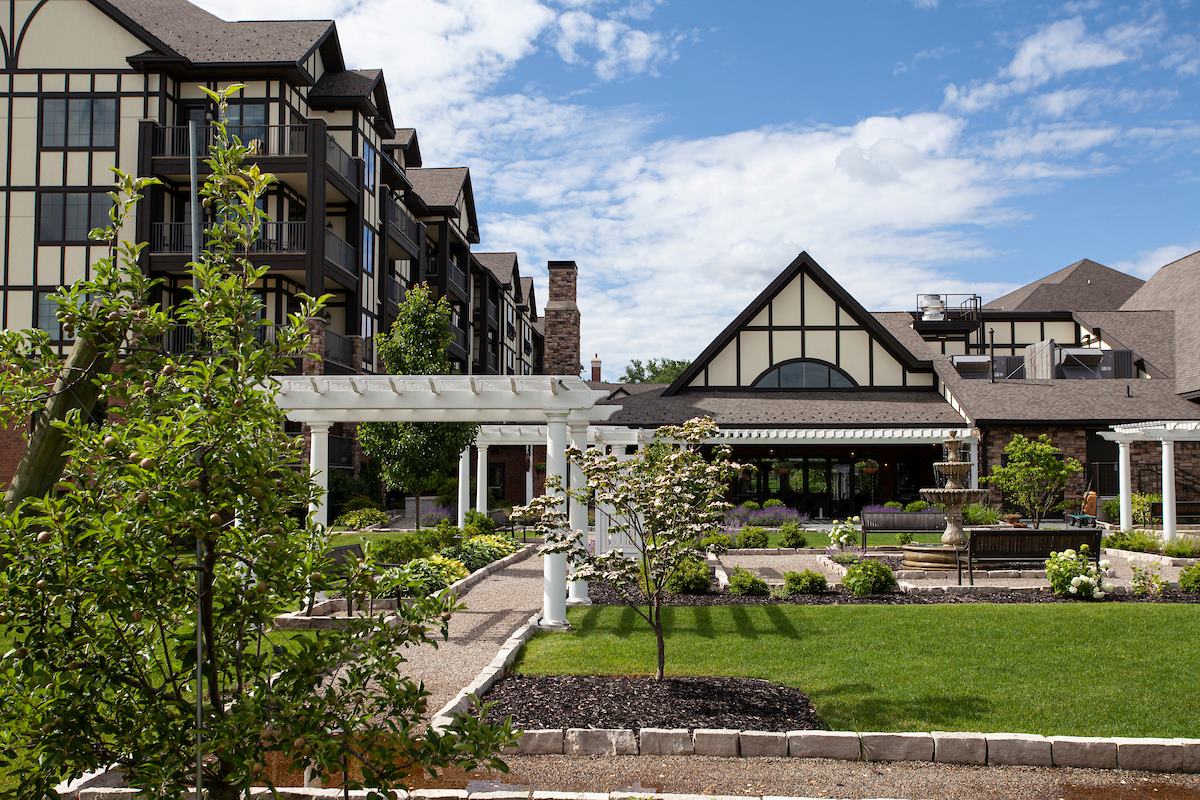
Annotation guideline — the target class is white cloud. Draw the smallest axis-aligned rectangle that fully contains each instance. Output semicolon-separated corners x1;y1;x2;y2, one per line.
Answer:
1030;86;1178;118
944;16;1163;112
1162;34;1200;76
912;0;939;9
987;124;1119;159
552;8;680;79
1112;243;1200;279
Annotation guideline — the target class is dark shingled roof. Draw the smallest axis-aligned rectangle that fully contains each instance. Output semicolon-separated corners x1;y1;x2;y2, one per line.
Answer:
309;68;379;98
406;167;468;208
475;252;517;286
1073;310;1176;378
1121;249;1200;397
599;386;967;428
520;277;538;317
873;311;1200;424
984;258;1144;312
105;0;332;65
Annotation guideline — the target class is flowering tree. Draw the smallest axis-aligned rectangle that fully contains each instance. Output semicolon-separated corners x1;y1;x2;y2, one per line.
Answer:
516;417;742;681
0;86;512;799
986;434;1082;528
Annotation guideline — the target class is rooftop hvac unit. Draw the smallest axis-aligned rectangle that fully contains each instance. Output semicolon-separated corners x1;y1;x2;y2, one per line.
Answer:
918;294;946;321
1059;346;1104;379
992;355;1025;381
952;354;991;379
1101;349;1136;379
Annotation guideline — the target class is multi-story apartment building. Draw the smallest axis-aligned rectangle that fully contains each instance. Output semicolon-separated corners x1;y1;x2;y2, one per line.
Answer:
0;0;553;490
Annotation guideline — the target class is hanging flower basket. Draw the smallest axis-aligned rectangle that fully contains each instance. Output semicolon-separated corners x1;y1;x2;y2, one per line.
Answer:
771;460;791;477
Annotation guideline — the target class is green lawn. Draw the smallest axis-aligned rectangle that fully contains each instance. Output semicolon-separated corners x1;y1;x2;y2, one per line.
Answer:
329;530;414;549
764;530;943;547
515;603;1199;738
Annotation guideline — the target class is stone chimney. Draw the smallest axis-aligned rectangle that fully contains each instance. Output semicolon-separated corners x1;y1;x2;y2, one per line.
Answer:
544;260;580;376
590;354;602;382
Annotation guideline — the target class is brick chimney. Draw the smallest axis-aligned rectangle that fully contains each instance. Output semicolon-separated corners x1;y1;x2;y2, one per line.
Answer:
544;260;580;376
590;354;602;382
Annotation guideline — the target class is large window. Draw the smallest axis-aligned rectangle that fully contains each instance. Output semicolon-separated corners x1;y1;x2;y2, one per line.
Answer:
42;97;117;149
38;191;113;244
36;290;62;340
752;359;857;389
363;143;378;193
361;226;376;275
225;102;267;147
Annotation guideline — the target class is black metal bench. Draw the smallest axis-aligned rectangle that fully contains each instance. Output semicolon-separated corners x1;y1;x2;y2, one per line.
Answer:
861;511;946;533
324;543;366;615
1149;501;1200;527
957;530;1102;585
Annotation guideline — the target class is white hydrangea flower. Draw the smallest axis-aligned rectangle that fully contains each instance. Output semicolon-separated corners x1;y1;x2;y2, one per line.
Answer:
1099;559;1112;570
1069;585;1078;594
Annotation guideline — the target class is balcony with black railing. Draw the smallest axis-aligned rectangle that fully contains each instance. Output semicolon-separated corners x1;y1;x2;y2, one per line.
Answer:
324;229;357;274
386;277;405;305
325;134;357;187
486;300;498;324
449;323;468;352
163;322;285;355
485;350;499;373
151;221;306;255
325;330;355;367
447;259;468;294
152;124;309;158
384;194;424;254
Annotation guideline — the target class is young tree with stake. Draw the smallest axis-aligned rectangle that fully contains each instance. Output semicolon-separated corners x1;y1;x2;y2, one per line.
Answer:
516;417;742;680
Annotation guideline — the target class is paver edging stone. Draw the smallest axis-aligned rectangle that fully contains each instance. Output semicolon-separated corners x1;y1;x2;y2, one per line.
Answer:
1049;735;1118;769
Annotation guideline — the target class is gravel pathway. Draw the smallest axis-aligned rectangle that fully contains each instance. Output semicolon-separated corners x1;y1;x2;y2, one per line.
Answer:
446;755;1200;799
403;552;544;716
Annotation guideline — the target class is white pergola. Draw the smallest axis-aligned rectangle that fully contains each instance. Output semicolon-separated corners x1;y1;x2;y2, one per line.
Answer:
1101;420;1200;541
273;374;618;629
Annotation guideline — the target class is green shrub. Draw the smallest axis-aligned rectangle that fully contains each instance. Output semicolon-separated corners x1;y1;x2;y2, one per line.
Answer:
1100;497;1121;521
963;503;1001;525
830;552;860;566
666;557;712;594
896;532;915;546
842;559;897;596
1045;545;1109;600
740;500;761;511
344;494;382;512
1164;538;1199;558
1131;492;1161;528
700;531;733;552
1130;564;1166;597
1179;564;1200;593
777;521;808;548
883;501;904;510
903;500;931;513
736;526;769;548
433;474;458;509
1104;529;1162;554
405;554;468;594
727;567;769;596
783;569;827;595
334;508;390;530
762;498;784;509
463;509;498;535
369;524;461;565
443;533;520;572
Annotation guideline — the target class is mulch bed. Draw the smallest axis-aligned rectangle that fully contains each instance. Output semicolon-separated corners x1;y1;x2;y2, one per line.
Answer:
482;674;824;732
586;581;1200;606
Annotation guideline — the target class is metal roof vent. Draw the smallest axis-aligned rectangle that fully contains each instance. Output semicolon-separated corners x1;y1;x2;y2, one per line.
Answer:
918;294;946;321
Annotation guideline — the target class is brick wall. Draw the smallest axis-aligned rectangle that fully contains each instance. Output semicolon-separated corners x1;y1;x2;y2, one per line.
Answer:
543;260;580;376
981;425;1200;504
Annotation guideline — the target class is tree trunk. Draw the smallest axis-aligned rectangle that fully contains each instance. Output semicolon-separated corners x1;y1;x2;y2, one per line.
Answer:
4;336;112;512
414;492;421;531
652;601;666;682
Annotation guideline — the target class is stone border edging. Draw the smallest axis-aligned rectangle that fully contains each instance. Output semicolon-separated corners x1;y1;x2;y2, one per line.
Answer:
1105;547;1199;567
275;544;538;629
502;727;1200;773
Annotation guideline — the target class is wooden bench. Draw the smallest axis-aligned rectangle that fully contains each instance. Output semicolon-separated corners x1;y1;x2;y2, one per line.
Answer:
1149;501;1200;527
956;530;1102;586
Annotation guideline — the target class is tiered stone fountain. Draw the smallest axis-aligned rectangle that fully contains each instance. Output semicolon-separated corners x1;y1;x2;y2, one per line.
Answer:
901;431;989;570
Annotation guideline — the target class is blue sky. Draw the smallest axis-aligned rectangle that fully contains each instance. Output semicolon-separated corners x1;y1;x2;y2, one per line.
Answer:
203;0;1200;377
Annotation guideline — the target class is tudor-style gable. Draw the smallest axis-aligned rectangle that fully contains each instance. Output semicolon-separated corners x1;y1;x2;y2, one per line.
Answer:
667;253;935;394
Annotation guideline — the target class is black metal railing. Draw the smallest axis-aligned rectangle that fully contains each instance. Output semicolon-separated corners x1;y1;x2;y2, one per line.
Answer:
450;324;467;350
325;135;357;186
329;435;354;469
486;300;498;323
153;124;308;158
362;338;375;370
385;195;423;244
386;278;405;304
151;221;305;254
1089;461;1120;497
324;229;356;272
325;330;354;366
162;322;280;353
485;350;498;373
447;259;467;292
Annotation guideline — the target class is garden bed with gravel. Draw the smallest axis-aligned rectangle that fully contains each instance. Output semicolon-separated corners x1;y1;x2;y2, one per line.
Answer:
585;581;1200;606
481;674;824;732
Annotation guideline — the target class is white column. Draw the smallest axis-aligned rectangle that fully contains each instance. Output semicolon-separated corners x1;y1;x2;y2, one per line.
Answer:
475;443;489;513
525;445;535;504
540;414;570;629
1162;439;1177;543
609;445;633;556
457;446;471;528
307;422;331;528
567;421;591;605
594;443;609;556
1118;439;1133;532
968;440;979;490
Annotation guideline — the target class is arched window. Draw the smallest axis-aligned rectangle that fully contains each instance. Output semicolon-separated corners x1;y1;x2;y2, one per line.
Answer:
752;359;857;389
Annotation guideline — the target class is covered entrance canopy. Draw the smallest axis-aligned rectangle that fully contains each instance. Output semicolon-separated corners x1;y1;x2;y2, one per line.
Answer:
273;374;618;628
1101;420;1200;541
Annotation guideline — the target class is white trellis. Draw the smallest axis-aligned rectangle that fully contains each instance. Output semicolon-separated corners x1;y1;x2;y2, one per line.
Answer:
272;374;619;629
1102;420;1200;541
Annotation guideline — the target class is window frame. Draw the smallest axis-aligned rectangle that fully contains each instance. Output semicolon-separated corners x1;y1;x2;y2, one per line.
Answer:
40;94;119;151
750;358;859;390
37;189;114;245
36;289;64;341
361;225;377;276
363;142;378;195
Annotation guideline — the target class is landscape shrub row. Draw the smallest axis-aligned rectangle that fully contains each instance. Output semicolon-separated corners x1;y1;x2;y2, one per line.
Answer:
1105;529;1199;558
